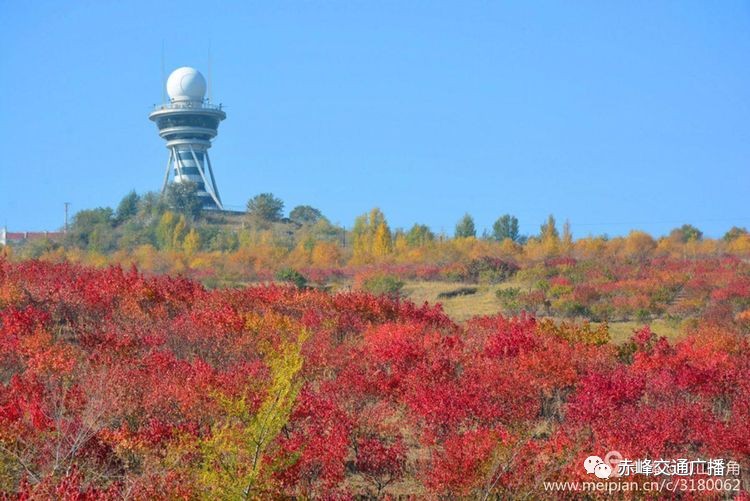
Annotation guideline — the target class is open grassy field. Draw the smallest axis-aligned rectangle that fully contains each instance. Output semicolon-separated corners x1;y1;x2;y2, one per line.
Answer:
402;280;687;344
402;280;514;321
601;318;684;344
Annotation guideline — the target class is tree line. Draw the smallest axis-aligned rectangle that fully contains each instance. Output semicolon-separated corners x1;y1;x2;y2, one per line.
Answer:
7;185;750;285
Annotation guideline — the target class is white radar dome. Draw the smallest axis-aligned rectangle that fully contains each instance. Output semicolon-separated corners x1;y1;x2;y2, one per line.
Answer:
166;67;207;102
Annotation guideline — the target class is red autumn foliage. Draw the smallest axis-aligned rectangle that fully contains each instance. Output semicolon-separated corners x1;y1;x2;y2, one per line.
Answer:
0;257;748;498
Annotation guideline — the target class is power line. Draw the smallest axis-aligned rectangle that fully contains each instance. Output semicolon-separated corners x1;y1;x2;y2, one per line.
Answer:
570;218;750;228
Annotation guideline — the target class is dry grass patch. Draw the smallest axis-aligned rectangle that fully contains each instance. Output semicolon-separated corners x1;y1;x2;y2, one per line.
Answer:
403;280;517;322
602;319;685;344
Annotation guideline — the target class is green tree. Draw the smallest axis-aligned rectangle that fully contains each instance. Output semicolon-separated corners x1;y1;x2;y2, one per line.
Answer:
275;268;308;289
66;207;114;249
454;213;476;238
19;238;60;259
406;223;435;247
496;287;522;315
117;220;152;250
289;205;324;225
208;228;240;252
308;218;342;241
114;190;140;224
137;191;168;219
165;181;203;220
88;226;116;253
246;193;285;223
361;274;404;297
723;226;748;242
492;215;519;242
669;224;703;243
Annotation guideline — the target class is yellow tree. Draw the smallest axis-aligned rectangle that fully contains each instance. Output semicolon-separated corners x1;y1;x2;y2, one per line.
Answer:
286;240;312;269
155;211;176;250
574;236;608;260
560;219;573;255
623;230;656;261
539;214;559;241
183;228;201;256
373;221;393;258
728;234;750;256
539;214;560;258
351;208;389;264
199;329;308;499
351;214;371;263
172;215;188;250
393;232;409;256
311;241;343;268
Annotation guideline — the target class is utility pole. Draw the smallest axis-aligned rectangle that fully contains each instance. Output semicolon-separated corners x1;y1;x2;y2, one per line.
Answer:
64;202;70;233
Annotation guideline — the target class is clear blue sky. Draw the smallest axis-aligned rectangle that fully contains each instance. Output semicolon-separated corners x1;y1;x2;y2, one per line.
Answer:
1;1;749;238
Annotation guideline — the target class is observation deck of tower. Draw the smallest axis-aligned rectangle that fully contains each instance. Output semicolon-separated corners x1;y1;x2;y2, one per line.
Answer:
149;67;226;210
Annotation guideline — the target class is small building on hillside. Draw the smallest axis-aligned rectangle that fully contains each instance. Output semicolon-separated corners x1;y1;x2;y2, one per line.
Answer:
0;227;64;246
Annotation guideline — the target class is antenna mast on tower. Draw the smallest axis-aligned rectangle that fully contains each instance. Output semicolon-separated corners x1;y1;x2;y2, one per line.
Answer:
160;40;166;104
207;41;212;103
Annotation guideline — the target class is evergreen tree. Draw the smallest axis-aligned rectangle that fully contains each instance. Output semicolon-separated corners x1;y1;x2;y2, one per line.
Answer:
406;223;435;247
114;191;140;224
492;215;519;242
455;213;476;238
